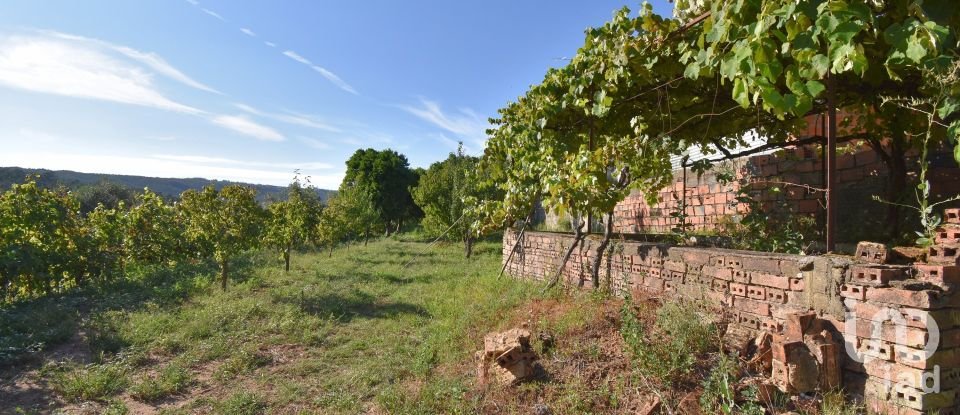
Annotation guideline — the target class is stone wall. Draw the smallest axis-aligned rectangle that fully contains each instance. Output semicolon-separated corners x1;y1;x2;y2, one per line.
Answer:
611;143;960;243
503;227;960;414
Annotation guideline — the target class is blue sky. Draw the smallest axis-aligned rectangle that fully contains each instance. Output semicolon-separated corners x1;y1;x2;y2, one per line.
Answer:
0;0;673;189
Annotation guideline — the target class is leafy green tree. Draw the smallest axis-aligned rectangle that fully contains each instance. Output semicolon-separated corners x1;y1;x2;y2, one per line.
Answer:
125;189;181;264
0;176;84;300
316;204;346;256
320;186;379;247
74;180;135;215
264;175;323;271
342;148;418;234
412;145;501;257
179;186;265;290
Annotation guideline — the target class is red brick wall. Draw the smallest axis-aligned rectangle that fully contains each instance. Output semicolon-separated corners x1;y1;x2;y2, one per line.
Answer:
503;229;960;414
612;143;959;243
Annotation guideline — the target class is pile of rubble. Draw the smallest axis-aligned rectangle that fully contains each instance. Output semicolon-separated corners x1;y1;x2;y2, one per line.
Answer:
476;328;539;386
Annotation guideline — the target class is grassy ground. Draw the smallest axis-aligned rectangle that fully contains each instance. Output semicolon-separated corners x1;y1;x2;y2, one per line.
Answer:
2;236;557;414
1;235;862;415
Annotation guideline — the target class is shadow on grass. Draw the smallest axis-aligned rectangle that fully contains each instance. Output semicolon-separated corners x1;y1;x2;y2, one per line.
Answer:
0;254;263;367
0;255;266;413
275;289;430;323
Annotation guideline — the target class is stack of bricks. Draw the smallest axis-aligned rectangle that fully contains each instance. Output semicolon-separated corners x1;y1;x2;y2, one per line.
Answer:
848;208;960;414
838;246;960;414
503;229;960;414
476;328;539;386
769;312;842;394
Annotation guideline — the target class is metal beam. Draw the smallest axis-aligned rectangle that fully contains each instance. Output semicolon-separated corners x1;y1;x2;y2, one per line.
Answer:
825;75;838;252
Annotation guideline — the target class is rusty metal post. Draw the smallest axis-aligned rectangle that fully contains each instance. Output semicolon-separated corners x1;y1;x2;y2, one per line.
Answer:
825;76;838;252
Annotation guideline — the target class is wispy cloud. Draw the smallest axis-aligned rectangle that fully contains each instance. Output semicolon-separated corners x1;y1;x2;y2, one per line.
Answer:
282;50;357;95
153;154;235;164
282;50;310;65
211;115;285;141
147;135;178;142
234;103;341;132
17;128;63;144
153;154;332;170
0;34;202;114
401;98;488;150
201;8;225;21
0;30;299;143
47;31;221;94
337;137;358;146
298;137;330;150
181;1;355;97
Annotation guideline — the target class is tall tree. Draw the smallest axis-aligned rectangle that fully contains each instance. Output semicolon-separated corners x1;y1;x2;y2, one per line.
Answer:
179;186;265;290
74;180;135;215
412;144;501;257
342;148;418;234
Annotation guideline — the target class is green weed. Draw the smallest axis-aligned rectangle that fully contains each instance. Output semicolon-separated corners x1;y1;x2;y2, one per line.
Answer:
129;362;192;402
620;297;717;386
49;362;128;402
215;391;266;415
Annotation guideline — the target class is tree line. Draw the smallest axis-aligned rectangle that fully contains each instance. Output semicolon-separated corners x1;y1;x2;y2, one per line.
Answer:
0;147;494;303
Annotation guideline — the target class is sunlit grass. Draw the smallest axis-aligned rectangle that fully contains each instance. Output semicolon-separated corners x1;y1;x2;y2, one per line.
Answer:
4;235;555;413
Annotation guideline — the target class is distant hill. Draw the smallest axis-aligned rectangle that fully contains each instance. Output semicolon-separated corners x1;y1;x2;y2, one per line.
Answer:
0;166;335;203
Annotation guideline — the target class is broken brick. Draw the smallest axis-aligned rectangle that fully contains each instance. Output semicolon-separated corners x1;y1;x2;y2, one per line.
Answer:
928;244;960;266
915;264;960;286
849;265;908;287
865;287;943;310
946;208;960;224
855;241;889;264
